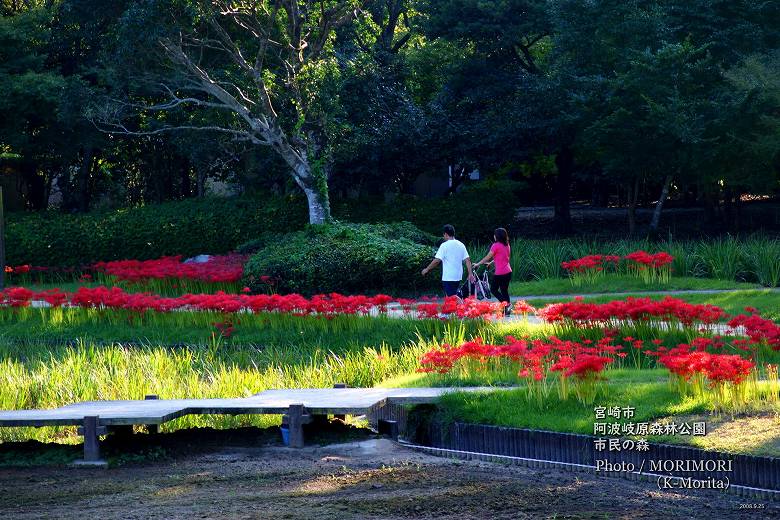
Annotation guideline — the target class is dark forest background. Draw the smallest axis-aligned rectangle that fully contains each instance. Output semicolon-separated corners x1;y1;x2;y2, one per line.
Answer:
2;0;779;237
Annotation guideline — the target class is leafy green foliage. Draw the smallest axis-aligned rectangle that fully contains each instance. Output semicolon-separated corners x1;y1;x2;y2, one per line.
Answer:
244;222;437;295
6;184;515;265
6;195;307;266
334;180;524;242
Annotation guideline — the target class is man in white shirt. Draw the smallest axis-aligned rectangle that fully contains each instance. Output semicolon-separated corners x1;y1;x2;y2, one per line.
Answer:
421;224;475;296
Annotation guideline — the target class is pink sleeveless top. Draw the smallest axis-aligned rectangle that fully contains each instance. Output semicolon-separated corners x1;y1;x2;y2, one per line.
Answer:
490;242;512;275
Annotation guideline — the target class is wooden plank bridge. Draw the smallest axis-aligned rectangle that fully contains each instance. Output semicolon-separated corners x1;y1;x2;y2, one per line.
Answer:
0;387;487;464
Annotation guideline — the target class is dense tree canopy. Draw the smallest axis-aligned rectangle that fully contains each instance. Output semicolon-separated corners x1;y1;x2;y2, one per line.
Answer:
1;0;778;233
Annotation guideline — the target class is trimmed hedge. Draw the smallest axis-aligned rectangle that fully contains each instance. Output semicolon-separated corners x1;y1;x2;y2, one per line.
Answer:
6;196;307;266
243;222;438;295
5;181;521;266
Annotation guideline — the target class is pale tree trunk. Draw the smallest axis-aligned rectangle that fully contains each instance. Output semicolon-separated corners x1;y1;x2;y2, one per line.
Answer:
116;3;360;225
649;174;673;237
295;162;331;224
302;186;331;225
278;140;332;225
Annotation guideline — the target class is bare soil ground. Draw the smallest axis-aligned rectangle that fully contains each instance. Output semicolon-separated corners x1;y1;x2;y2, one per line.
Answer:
0;438;774;520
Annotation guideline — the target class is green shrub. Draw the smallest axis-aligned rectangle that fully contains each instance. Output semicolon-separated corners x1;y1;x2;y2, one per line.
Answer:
236;233;279;256
5;195;308;266
6;183;515;266
243;222;437;295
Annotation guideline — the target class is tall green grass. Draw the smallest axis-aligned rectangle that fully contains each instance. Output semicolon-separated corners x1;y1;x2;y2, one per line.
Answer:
468;235;780;287
0;308;481;352
0;340;429;443
743;237;780;288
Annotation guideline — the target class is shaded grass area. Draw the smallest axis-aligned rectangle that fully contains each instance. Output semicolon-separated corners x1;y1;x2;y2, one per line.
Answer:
509;275;757;297
429;384;780;456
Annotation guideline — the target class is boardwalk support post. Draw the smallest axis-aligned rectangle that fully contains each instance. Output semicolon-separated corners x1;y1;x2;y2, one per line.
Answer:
333;383;348;423
75;416;107;465
284;404;312;448
145;395;159;434
378;419;399;441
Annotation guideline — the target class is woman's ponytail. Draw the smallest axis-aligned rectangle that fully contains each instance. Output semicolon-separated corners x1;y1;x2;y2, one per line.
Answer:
494;227;509;246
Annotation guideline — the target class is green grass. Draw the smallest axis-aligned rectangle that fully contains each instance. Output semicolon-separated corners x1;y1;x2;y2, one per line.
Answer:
0;338;428;443
1;289;778;452
429;381;780;456
471;235;780;286
508;274;757;297
0;309;475;350
6;281;101;293
529;289;780;322
434;380;708;434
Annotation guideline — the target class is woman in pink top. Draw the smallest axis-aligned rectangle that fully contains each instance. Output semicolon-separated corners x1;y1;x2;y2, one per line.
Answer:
474;228;512;315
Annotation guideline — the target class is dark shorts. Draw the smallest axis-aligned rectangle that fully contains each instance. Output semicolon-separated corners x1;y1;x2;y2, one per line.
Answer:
442;281;460;297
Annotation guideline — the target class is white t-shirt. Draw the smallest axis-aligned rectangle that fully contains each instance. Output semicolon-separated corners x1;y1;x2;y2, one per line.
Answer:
435;239;470;281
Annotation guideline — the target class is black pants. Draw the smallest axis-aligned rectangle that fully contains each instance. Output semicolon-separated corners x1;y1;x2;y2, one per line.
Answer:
442;281;460;297
491;272;512;306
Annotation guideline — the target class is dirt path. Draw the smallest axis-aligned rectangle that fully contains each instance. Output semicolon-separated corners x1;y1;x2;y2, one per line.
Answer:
0;439;772;519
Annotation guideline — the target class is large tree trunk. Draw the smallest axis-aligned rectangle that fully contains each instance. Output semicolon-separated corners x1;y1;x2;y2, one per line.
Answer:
553;147;574;234
649;174;673;238
302;184;331;225
272;134;332;224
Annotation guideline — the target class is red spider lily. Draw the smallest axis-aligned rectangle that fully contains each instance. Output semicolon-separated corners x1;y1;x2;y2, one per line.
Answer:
5;264;32;274
624;250;674;284
2;285;510;322
37;289;68;307
418;335;619;379
564;354;614;379
538;296;727;328
561;254;620;273
213;321;236;338
727;313;780;351
624;250;674;268
658;348;755;386
0;287;35;307
561;255;620;286
93;254;247;284
513;300;536;316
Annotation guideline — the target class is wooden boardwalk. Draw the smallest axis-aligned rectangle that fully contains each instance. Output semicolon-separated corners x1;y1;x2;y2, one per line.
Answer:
0;387;490;462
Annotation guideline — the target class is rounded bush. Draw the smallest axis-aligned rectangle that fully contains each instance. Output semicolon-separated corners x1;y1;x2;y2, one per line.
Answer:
243;222;438;295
